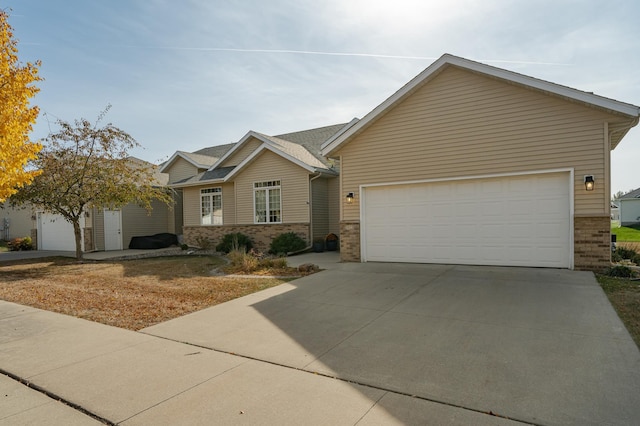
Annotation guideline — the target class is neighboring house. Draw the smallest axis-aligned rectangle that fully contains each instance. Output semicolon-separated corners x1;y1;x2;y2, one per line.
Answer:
321;54;640;271
161;124;347;251
611;203;620;224
0;202;34;241
4;157;174;252
618;188;640;226
91;157;173;251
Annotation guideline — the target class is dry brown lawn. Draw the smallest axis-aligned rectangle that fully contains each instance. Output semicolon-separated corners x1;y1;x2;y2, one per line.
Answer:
597;274;640;349
0;256;292;330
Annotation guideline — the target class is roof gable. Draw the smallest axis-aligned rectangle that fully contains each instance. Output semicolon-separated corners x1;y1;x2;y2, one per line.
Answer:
166;123;346;187
322;54;640;156
222;144;318;181
210;124;347;172
160;151;216;173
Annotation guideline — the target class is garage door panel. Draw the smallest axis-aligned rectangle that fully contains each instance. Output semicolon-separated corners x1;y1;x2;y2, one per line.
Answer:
363;173;570;268
38;212;84;251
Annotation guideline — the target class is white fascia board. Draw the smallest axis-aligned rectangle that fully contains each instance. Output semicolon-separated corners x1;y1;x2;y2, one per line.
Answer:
322;53;640;156
446;55;640;116
160;151;209;173
169;178;224;189
159;152;183;173
223;144;315;182
320;118;360;153
207;131;264;171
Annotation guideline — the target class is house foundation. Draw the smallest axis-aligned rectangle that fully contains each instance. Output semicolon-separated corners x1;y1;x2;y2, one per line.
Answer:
184;223;311;253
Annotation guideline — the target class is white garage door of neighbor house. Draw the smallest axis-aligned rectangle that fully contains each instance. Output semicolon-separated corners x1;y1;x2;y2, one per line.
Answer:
362;173;571;268
38;212;83;251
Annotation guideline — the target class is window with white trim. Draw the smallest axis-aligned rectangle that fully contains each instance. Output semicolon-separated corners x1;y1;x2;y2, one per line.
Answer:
254;180;281;223
201;187;222;225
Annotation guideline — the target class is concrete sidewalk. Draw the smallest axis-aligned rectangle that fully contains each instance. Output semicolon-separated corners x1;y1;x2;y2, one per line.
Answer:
0;299;512;426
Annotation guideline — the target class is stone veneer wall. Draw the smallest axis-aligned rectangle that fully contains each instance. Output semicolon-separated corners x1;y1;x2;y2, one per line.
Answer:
339;220;360;262
84;227;94;252
574;216;611;272
184;223;310;252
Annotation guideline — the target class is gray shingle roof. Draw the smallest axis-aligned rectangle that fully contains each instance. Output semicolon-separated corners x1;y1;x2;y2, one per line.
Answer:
177;151;219;167
168;123;347;186
254;133;329;170
192;143;235;159
620;188;640;199
275;123;347;167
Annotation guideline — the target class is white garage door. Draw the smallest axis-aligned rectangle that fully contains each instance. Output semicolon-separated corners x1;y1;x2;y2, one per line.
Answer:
363;173;571;268
38;212;84;251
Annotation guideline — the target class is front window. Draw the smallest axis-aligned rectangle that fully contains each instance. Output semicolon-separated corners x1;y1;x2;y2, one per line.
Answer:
201;187;222;225
254;180;281;223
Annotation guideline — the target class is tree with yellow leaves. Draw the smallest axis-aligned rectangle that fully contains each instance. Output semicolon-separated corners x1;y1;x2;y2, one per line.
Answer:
0;10;42;202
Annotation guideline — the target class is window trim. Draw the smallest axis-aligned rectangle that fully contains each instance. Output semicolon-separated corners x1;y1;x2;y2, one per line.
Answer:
200;187;223;226
253;180;282;224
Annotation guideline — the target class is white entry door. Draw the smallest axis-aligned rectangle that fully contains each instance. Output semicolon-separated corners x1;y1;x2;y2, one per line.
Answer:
104;209;123;251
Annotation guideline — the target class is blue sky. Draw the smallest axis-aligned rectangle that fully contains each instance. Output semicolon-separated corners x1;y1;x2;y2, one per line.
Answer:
6;0;640;195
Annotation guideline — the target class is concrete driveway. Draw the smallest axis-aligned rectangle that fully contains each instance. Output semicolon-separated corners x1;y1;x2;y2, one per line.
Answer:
143;263;640;425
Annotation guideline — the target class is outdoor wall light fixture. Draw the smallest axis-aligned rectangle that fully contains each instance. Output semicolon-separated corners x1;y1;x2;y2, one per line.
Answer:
346;192;355;204
584;175;595;191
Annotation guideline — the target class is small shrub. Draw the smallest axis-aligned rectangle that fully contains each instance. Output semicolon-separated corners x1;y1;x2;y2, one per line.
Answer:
241;253;260;272
604;265;636;278
272;257;288;269
612;251;623;263
613;247;640;265
8;236;34;251
180;243;189;250
216;233;253;254
194;236;212;250
226;249;259;273
269;232;306;255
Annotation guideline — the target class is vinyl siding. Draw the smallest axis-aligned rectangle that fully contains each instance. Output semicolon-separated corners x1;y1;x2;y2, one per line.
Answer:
171;189;184;234
183;187;199;227
167;157;199;183
620;199;640;224
234;150;310;224
183;183;235;226
337;66;617;220
223;183;236;224
221;138;262;167
121;200;170;248
311;178;329;240
327;176;340;235
0;202;35;240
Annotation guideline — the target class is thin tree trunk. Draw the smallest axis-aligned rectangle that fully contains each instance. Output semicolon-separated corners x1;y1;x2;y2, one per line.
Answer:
72;219;83;260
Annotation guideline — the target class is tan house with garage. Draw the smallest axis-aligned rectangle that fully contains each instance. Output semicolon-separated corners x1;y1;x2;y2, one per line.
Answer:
322;54;640;271
163;124;346;251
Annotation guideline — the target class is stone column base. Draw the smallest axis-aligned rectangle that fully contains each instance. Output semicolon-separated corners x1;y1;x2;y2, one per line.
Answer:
574;216;611;272
339;220;360;262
